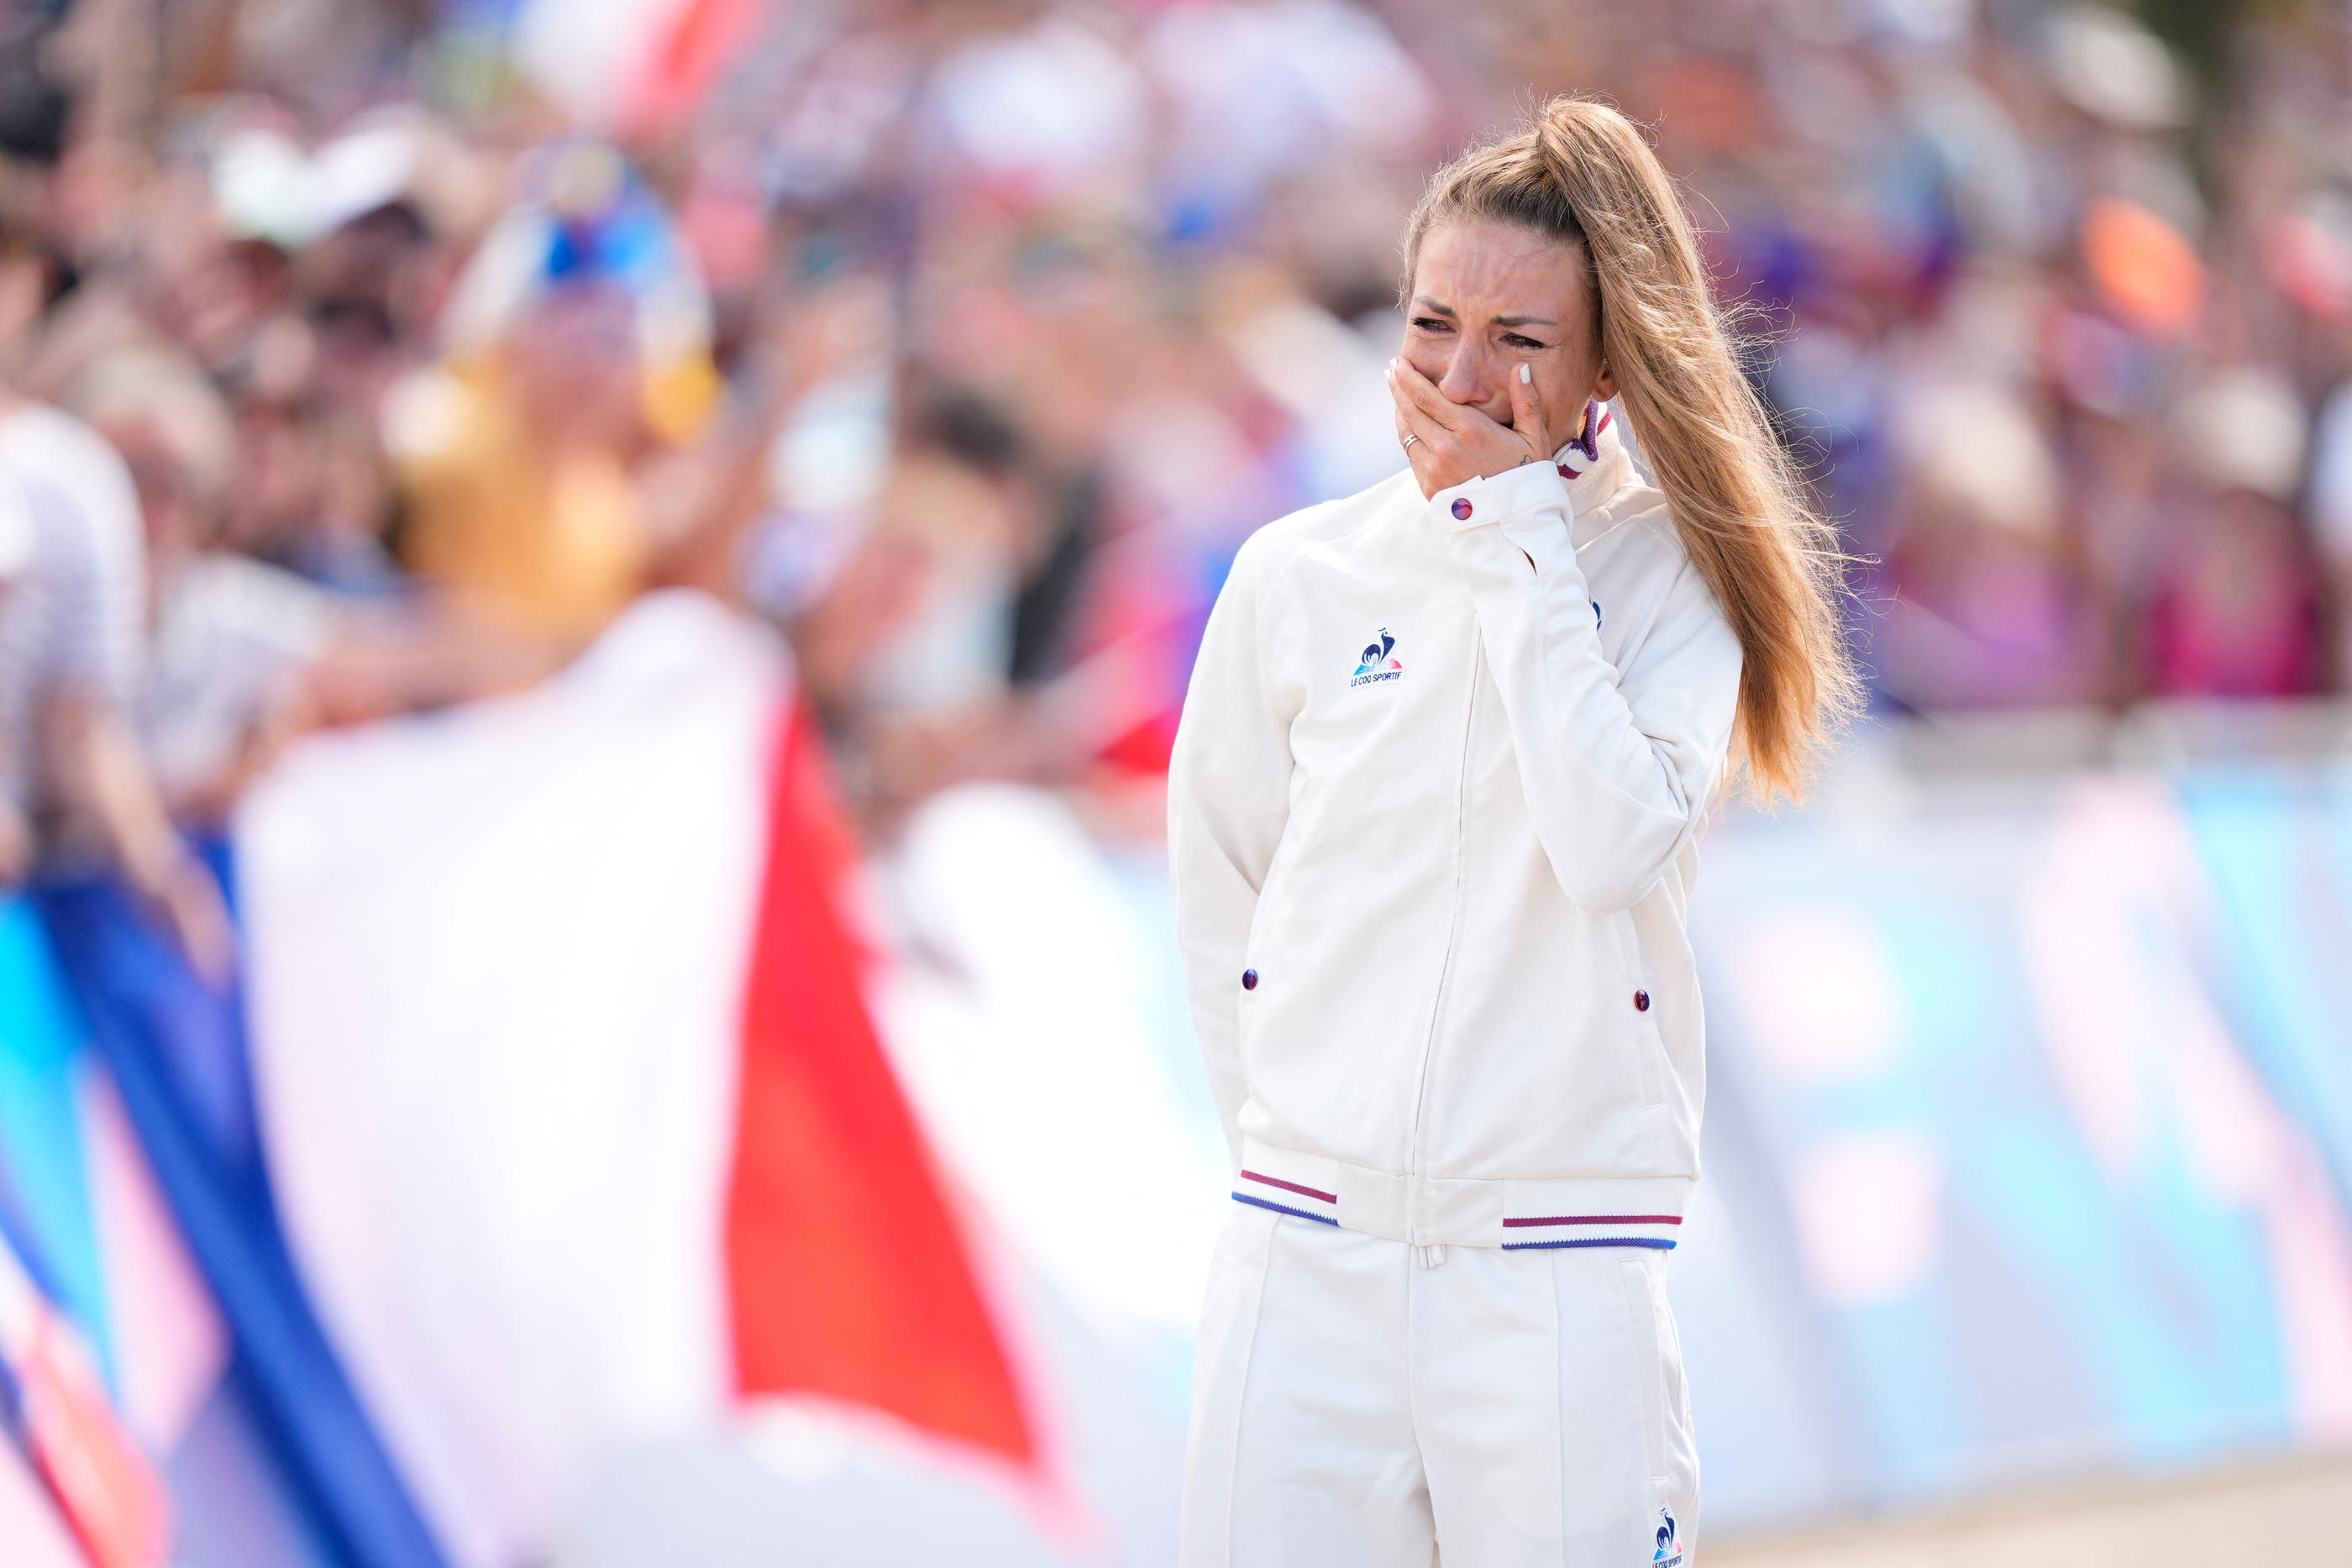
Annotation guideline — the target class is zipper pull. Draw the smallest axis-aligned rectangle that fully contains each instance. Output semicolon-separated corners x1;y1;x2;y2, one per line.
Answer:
1415;1244;1446;1269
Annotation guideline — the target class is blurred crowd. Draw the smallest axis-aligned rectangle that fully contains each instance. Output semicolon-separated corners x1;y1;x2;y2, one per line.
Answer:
3;0;2351;969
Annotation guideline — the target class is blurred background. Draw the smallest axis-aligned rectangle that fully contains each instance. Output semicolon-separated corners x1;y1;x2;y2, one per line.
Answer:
0;0;2348;1565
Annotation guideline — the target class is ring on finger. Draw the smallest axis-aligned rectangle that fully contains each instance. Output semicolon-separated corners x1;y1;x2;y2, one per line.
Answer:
1400;433;1419;450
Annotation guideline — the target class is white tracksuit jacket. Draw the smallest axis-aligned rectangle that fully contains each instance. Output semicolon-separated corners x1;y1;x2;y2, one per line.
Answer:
1169;406;1740;1568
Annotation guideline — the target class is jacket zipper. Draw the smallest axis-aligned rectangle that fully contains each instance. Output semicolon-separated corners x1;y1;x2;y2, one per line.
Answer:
1404;638;1483;1240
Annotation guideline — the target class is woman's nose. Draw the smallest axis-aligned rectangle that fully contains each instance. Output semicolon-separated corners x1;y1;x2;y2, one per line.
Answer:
1436;344;1488;406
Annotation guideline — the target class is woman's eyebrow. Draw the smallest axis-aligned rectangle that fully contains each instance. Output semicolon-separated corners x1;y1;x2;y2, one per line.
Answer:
1409;296;1557;328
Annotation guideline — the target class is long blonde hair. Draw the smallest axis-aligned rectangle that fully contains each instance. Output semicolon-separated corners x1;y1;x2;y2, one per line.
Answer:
1404;96;1859;801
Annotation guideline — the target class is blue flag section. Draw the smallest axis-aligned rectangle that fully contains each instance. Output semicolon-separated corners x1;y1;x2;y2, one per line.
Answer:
7;843;449;1568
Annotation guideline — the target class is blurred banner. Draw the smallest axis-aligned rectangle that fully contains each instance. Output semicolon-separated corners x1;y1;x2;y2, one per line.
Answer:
1680;747;2352;1528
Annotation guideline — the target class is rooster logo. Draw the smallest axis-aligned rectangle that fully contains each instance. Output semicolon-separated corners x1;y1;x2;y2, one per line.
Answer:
1350;629;1404;687
1654;1505;1681;1566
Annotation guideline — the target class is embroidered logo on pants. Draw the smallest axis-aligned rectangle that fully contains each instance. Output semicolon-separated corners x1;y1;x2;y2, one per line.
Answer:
1351;629;1404;688
1654;1504;1683;1567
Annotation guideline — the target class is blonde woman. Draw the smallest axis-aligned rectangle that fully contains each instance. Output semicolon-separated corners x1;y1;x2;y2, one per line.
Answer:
1168;97;1857;1567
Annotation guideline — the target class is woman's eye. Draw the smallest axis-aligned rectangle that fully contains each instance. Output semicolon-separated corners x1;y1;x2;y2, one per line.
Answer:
1504;333;1547;349
1410;317;1452;333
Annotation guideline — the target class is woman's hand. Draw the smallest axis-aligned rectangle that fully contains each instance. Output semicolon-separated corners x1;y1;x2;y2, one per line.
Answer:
1389;357;1557;500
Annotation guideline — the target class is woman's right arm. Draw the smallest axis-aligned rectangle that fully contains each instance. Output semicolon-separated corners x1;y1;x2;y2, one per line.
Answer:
1168;534;1294;1172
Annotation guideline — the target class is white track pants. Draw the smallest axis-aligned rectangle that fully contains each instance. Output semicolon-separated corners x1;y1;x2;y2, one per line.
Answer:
1180;1204;1698;1568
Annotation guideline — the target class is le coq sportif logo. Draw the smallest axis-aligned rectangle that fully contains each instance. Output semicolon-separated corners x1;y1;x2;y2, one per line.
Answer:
1351;629;1404;688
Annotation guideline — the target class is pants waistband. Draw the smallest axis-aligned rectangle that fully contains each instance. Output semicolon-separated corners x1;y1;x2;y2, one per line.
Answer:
1232;1137;1692;1251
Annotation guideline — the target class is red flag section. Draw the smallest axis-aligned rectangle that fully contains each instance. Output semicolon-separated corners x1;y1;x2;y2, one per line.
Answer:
622;0;767;141
724;705;1036;1465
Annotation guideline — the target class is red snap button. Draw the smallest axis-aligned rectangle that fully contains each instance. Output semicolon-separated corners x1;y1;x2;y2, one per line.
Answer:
1451;497;1473;520
1242;969;1258;991
1634;989;1651;1012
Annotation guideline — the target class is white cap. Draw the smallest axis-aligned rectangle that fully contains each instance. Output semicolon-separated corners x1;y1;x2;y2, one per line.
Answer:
2045;7;2189;129
2198;367;2307;502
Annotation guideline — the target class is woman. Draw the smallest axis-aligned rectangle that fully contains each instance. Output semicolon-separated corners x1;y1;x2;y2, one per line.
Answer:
1168;97;1856;1567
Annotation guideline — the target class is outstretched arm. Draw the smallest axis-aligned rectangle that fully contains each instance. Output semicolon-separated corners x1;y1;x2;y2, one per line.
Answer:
48;691;234;983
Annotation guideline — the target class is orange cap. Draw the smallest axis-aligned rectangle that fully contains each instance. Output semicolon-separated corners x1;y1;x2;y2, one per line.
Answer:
2082;196;2205;338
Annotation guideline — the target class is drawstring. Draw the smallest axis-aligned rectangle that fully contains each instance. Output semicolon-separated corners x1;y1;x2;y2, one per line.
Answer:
1415;1244;1446;1269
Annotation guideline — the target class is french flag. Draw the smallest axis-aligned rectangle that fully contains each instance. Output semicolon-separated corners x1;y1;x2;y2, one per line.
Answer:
232;593;1161;1565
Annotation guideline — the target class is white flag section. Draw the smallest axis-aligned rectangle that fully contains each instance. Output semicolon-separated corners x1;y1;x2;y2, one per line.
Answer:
877;785;1231;1337
239;595;774;1566
236;592;1218;1566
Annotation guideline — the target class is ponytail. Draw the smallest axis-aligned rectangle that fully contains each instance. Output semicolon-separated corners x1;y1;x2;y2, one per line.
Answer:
1404;97;1860;801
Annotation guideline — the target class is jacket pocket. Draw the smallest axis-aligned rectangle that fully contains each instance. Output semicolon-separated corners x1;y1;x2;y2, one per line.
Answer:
1241;852;1298;988
1610;910;1669;1109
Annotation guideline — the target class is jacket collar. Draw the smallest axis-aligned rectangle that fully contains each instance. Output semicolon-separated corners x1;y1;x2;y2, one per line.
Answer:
1554;400;1636;543
1551;398;1620;485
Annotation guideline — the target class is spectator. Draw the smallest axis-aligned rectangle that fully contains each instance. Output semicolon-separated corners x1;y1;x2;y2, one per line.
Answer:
0;0;2342;855
71;343;339;821
0;224;232;979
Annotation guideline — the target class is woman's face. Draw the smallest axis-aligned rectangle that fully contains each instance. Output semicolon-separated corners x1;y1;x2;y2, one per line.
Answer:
1402;218;1614;438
